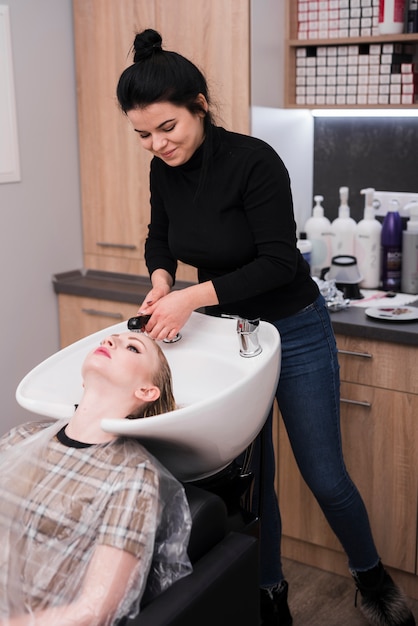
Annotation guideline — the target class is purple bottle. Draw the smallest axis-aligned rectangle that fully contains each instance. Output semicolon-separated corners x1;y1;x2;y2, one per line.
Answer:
381;202;403;291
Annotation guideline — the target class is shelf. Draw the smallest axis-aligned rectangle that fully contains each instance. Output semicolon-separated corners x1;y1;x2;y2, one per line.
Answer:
285;41;418;109
285;1;418;109
289;33;418;47
290;103;418;110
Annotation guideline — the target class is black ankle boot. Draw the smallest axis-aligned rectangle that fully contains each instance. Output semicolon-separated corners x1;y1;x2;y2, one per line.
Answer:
352;561;416;626
260;580;293;626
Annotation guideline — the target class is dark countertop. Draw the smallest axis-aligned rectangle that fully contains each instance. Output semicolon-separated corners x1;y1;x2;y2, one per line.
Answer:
329;301;418;346
53;270;418;347
53;269;194;304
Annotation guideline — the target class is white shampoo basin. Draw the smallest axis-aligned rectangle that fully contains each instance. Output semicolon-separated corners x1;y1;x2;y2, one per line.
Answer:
16;311;281;481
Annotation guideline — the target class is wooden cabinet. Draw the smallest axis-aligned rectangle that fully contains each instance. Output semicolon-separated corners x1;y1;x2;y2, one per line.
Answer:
57;294;136;347
276;334;418;596
285;0;418;109
336;335;418;395
72;0;250;280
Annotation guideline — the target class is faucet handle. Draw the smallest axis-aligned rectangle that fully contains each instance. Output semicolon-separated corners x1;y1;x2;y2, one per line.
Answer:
220;314;262;357
236;317;262;358
237;318;260;334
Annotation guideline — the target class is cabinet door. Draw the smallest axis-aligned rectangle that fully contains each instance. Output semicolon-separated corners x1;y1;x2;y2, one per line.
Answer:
73;0;154;275
58;294;136;347
336;334;418;395
73;0;250;278
154;0;250;135
278;383;418;573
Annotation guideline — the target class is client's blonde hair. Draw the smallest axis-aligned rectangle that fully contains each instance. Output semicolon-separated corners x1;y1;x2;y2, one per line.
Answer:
128;342;176;419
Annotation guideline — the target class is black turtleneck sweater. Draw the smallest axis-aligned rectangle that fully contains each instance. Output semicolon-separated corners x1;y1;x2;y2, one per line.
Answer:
145;125;319;322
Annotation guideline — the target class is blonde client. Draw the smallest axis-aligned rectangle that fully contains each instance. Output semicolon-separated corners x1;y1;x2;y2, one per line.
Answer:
0;331;192;626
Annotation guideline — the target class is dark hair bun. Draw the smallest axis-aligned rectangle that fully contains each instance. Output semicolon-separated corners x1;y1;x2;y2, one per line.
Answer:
133;29;163;62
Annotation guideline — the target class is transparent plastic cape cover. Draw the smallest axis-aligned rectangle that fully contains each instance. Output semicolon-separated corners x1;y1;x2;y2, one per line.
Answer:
0;419;192;625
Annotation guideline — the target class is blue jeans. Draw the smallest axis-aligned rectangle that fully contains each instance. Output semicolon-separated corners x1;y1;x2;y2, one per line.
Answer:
249;294;380;587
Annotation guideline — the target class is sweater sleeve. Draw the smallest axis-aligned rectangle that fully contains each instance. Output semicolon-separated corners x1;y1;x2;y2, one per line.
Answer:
145;161;178;284
211;145;300;306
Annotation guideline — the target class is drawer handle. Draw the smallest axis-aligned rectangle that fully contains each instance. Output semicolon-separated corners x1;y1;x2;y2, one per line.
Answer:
81;308;124;320
96;241;137;250
341;398;372;408
338;349;372;359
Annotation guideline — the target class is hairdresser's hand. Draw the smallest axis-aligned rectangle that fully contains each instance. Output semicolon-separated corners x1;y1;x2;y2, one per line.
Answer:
138;270;173;315
138;284;171;315
142;281;219;341
143;289;194;341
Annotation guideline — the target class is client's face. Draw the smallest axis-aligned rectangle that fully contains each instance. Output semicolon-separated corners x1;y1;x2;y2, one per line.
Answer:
82;331;161;396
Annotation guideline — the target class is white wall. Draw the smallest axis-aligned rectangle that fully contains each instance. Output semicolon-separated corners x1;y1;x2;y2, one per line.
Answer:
0;0;82;434
251;107;314;232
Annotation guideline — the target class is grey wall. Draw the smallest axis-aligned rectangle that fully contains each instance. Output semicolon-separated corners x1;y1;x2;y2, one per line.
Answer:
251;0;284;108
0;0;82;435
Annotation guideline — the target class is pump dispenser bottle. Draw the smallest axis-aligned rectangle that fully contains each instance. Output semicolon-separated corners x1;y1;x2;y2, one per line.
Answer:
355;188;382;289
401;203;418;294
330;186;357;257
381;200;403;291
304;195;333;277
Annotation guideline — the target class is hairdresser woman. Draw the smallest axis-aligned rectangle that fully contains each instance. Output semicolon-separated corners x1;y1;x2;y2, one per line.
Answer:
116;29;415;626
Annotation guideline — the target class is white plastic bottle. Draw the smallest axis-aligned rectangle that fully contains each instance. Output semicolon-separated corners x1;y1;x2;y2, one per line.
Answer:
330;186;357;257
401;203;418;294
304;195;333;277
355;188;382;289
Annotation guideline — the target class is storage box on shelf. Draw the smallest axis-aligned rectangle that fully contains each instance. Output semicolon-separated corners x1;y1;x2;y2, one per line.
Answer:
275;334;418;599
285;1;418;108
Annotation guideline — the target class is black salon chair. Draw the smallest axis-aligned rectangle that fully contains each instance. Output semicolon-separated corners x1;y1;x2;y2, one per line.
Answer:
126;459;260;626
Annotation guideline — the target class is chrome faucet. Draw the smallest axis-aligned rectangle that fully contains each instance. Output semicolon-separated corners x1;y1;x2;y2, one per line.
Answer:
221;314;263;357
236;317;262;358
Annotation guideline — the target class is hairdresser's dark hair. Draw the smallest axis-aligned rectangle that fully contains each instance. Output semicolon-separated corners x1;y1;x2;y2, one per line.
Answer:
117;29;212;125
